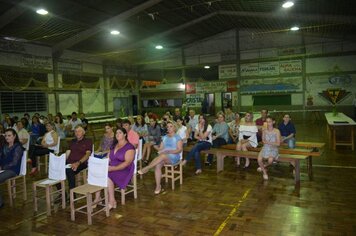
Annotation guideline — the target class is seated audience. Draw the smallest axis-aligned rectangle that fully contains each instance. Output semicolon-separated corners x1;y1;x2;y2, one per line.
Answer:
228;113;240;144
115;118;123;130
0;128;24;208
0;124;5;149
255;109;268;142
95;127;135;210
278;114;296;149
80;112;89;131
224;107;235;123
182;115;212;175
142;117;161;165
187;109;199;141
16;120;29;150
207;113;229;165
257;116;281;180
30;116;46;145
236;112;258;168
138;121;183;194
54;115;66;139
175;116;188;146
122;119;139;148
132;115;148;142
63;125;92;190
96;123;114;154
28;123;59;175
66;112;82;136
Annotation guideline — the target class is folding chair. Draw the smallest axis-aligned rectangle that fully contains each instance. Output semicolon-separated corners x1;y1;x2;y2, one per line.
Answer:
70;156;109;225
6;151;27;207
162;152;183;190
114;141;141;205
33;153;66;216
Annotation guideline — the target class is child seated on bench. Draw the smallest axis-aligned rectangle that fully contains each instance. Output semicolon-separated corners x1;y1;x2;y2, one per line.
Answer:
257;116;281;180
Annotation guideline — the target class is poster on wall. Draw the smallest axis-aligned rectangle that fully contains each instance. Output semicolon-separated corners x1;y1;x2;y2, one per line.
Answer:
305;74;355;106
186;94;204;107
240;77;303;94
219;64;237;79
196;81;227;93
240;60;302;76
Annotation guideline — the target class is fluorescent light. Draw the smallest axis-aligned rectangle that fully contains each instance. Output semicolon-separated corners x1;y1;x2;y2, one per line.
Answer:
179;84;185;89
155;45;163;49
290;26;299;31
110;30;120;35
204;65;210;69
36;9;48;15
282;1;294;8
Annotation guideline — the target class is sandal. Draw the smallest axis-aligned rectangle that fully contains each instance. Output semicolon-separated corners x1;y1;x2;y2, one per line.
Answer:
195;169;202;175
154;185;164;195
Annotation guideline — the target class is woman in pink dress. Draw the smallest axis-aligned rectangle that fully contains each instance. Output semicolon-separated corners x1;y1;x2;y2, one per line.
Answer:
95;127;135;210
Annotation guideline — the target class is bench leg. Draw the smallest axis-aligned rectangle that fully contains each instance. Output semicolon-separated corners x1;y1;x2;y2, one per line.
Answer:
294;160;301;187
216;154;225;173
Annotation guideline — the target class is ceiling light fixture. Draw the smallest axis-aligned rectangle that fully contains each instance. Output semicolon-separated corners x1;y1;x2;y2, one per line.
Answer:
204;65;210;69
36;9;48;15
290;26;300;31
155;45;163;49
282;1;294;8
110;30;120;35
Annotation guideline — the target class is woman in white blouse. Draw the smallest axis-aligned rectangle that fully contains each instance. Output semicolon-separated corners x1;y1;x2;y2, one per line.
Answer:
236;112;258;168
175;116;188;146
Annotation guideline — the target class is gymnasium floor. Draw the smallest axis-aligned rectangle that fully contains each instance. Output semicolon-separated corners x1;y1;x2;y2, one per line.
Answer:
1;120;356;235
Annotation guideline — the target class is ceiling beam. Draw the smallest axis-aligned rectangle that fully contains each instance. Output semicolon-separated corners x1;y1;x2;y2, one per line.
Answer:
115;10;356;54
52;0;163;53
218;10;356;25
0;0;39;30
116;12;218;52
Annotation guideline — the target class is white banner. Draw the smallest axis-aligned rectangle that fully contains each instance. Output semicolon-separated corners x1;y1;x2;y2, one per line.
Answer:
219;64;237;79
196;81;227;93
279;60;302;74
241;60;302;76
186;94;204;107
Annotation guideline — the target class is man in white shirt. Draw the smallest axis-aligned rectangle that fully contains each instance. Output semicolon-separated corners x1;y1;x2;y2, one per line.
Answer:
16;120;30;150
66;112;82;136
187;109;199;141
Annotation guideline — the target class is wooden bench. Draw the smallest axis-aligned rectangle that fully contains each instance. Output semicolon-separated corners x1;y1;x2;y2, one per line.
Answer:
216;150;308;186
220;142;324;180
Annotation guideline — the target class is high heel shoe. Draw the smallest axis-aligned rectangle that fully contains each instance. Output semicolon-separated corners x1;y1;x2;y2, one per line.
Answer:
154;185;164;195
108;202;117;210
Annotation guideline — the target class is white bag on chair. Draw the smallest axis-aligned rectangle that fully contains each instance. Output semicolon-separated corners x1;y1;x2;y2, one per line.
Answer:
87;156;109;187
48;153;66;181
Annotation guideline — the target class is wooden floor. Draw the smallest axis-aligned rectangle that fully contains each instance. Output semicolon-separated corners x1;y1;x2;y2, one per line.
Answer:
1;120;356;235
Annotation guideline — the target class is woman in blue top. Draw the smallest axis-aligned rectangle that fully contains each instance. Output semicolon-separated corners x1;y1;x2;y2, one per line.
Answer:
0;128;24;208
138;121;183;195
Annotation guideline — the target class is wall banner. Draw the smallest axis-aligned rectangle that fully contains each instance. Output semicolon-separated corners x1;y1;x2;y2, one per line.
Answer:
186;93;204;107
219;64;237;79
22;54;53;70
241;60;302;76
196;81;227;93
185;83;196;94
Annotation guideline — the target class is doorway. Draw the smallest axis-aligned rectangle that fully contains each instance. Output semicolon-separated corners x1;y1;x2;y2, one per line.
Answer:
203;93;215;115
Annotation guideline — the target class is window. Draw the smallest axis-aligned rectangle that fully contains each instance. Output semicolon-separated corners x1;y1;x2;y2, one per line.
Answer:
0;91;47;113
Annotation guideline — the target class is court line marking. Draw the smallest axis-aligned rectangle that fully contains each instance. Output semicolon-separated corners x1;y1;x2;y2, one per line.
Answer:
313;164;356;169
213;188;251;236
